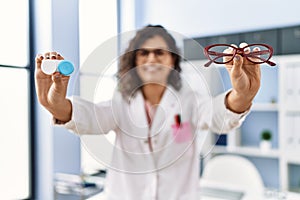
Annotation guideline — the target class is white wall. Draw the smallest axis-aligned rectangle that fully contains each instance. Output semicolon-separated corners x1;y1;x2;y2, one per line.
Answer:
137;0;300;37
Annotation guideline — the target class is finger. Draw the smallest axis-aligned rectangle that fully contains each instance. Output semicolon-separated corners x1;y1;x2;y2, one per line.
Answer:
239;42;248;48
52;72;70;91
222;44;237;67
253;47;260;51
251;47;261;62
230;44;238;48
57;53;65;60
50;51;58;59
44;52;51;59
35;54;44;70
35;54;44;64
240;42;250;53
223;48;233;63
232;54;243;78
227;46;234;53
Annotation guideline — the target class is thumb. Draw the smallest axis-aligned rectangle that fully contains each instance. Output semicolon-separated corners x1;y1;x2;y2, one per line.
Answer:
52;73;70;94
232;54;243;78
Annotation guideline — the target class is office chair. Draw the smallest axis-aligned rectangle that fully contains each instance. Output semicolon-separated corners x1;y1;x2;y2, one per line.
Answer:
201;155;265;194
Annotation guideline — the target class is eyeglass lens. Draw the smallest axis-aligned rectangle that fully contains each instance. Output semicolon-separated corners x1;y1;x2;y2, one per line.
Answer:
136;49;170;58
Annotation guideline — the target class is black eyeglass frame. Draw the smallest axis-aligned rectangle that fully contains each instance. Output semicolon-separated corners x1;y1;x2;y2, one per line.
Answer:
203;43;276;67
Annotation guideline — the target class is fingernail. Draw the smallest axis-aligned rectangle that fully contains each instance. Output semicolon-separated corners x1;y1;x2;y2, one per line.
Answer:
55;74;61;79
239;42;248;48
244;47;250;52
234;56;240;61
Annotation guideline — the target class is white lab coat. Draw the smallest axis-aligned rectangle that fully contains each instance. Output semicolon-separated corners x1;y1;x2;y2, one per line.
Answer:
59;83;248;200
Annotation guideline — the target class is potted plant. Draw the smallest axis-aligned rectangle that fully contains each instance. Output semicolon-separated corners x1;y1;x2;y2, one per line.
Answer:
260;130;272;151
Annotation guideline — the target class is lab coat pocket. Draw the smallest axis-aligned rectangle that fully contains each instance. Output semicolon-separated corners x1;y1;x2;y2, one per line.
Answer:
171;121;193;143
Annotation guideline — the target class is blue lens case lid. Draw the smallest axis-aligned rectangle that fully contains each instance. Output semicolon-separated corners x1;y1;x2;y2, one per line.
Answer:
57;60;74;76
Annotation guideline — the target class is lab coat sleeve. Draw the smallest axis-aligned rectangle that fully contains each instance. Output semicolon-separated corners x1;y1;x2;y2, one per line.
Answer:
53;96;117;135
193;91;250;133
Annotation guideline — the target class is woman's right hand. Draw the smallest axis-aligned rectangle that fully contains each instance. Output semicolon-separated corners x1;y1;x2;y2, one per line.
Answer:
35;52;72;122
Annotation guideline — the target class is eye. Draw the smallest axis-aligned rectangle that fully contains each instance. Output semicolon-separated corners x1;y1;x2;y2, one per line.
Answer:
155;49;169;56
137;49;149;56
155;49;163;55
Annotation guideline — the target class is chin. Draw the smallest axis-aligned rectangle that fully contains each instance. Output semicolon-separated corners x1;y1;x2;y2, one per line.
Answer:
142;77;168;86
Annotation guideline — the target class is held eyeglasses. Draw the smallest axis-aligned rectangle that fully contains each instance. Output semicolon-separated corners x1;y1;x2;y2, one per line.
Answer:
203;43;276;67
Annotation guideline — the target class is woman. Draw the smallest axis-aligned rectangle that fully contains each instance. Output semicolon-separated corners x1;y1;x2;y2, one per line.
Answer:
35;25;260;200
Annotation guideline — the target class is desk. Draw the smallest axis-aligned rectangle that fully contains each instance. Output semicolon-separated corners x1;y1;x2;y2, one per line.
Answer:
54;173;104;200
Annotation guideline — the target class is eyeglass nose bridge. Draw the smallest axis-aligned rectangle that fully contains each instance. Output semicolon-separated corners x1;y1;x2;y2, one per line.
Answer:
233;47;249;56
146;50;157;58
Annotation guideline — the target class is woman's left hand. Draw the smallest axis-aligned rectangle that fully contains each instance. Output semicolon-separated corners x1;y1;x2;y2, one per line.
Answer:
224;42;261;113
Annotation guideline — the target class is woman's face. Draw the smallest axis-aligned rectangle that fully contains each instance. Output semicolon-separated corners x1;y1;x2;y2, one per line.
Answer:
135;35;174;86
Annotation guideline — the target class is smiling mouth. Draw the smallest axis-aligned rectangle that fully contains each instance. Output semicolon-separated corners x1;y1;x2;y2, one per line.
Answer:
142;65;163;72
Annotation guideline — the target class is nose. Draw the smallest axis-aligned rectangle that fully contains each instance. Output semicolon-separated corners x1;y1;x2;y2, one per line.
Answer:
146;51;158;64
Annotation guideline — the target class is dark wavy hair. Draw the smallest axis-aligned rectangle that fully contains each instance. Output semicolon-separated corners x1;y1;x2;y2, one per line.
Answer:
117;25;182;102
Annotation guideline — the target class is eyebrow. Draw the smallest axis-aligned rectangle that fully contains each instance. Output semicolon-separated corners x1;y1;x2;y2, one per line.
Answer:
138;47;169;50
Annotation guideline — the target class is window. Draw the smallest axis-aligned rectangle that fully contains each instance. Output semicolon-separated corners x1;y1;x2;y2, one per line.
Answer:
0;1;29;67
0;0;32;199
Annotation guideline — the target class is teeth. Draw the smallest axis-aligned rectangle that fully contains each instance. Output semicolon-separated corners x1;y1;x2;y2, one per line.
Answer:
144;65;161;72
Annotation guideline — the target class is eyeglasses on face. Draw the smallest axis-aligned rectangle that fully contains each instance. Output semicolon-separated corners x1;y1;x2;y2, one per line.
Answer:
203;43;276;67
135;48;171;59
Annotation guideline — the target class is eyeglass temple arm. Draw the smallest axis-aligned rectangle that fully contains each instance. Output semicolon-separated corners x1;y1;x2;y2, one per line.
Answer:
204;60;213;67
266;60;276;66
246;54;276;66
